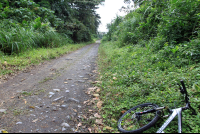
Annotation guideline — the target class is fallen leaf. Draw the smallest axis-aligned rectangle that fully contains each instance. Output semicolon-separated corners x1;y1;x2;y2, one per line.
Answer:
77;122;82;127
95;119;103;125
2;130;8;133
105;126;113;130
32;118;38;123
113;77;117;80
24;99;27;104
75;122;82;131
73;109;77;112
64;82;68;84
92;97;100;101
94;124;99;133
88;87;98;90
10;96;15;99
82;115;87;119
121;110;126;114
83;100;90;104
4;61;7;66
88;128;92;133
94;113;101;118
96;88;101;92
93;94;99;97
92;70;97;73
89;109;93;112
190;66;195;70
97;101;103;109
29;106;35;109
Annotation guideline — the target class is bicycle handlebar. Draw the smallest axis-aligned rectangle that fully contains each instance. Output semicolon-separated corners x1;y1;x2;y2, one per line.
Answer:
179;80;197;115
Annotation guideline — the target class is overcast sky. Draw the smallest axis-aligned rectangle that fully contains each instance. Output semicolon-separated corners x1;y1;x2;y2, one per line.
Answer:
96;0;128;32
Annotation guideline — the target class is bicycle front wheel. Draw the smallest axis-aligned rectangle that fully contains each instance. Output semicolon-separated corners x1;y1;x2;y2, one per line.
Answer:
118;103;161;133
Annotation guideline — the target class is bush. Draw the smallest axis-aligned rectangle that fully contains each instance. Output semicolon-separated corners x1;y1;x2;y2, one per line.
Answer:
0;19;72;54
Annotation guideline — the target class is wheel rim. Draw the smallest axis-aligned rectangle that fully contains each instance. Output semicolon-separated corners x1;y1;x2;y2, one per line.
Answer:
118;104;158;132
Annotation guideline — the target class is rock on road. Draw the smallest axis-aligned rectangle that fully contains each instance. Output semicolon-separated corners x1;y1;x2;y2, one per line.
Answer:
0;41;100;133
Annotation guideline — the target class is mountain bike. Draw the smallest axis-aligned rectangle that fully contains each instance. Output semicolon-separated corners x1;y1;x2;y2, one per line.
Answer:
117;80;197;133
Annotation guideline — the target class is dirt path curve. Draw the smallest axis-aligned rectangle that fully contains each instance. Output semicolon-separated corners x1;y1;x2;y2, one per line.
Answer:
0;41;100;133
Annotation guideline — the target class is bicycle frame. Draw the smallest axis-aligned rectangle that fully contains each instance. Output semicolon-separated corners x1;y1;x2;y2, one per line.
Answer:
117;80;197;133
156;107;182;133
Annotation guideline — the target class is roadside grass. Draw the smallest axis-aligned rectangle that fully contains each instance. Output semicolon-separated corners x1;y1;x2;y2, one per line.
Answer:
97;41;200;133
0;41;94;77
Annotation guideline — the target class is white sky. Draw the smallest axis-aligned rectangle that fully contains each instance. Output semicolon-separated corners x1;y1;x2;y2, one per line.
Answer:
96;0;128;33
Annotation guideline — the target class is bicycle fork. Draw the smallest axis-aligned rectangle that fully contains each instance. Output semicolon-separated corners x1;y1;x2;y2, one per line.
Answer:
156;108;182;133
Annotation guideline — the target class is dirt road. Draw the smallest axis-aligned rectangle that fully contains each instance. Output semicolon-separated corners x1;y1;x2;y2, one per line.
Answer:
0;42;100;133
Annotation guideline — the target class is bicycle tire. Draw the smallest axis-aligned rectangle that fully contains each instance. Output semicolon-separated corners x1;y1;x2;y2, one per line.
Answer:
118;103;161;133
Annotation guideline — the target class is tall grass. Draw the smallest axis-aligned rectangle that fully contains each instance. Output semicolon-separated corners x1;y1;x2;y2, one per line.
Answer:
0;20;73;54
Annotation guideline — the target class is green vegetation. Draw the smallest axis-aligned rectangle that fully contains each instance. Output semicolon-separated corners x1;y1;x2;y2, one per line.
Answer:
0;0;102;76
98;0;200;133
21;91;32;96
0;42;88;76
0;0;103;54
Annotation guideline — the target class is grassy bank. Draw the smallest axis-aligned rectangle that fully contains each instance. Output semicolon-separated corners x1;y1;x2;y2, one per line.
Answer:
0;41;95;77
97;41;200;133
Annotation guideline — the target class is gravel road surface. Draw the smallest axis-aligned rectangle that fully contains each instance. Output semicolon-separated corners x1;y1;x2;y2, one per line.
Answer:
0;42;100;133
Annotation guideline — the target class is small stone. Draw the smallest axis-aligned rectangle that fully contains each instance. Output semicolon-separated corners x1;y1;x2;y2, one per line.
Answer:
78;116;82;118
16;122;22;125
49;92;55;95
66;90;70;93
53;89;60;92
35;106;40;109
62;127;66;131
78;105;81;108
66;98;79;103
66;115;70;119
53;96;64;102
61;123;70;127
61;105;68;108
77;80;84;83
49;92;55;98
0;109;6;113
52;107;57;111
